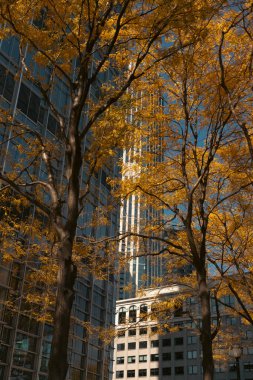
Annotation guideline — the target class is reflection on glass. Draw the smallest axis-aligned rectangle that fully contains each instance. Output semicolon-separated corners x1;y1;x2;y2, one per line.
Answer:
40;356;49;372
11;368;33;380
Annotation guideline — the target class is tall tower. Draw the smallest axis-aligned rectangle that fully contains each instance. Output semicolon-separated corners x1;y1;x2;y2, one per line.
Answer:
118;95;166;300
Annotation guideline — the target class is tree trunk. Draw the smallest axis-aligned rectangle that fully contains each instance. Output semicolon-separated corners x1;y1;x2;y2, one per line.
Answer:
48;238;77;380
198;271;214;380
47;112;81;379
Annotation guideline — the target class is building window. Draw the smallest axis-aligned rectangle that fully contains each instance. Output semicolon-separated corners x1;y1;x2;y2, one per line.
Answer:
128;342;136;350
139;355;147;362
151;340;159;348
187;350;197;359
162;339;171;347
244;347;253;355
38;102;46;125
0;345;8;364
151;326;158;334
175;352;184;360
246;331;253;339
17;83;42;124
229;363;236;372
162;353;171;361
188;365;198;375
151;354;159;362
222;295;234;306
10;369;33;380
129;306;137;323
14;333;36;370
140;328;147;335
101;169;111;190
151;303;159;320
47;113;59;135
139;341;147;349
187;336;197;345
140;304;148;321
187;297;196;305
129;329;136;336
244;363;253;372
33;8;47;28
116;357;124;364
0;65;15;102
127;370;135;378
162;367;171;376
118;330;125;337
116;371;124;378
174;301;183;317
150;368;159;376
117;344;125;351
119;308;126;324
139;369;147;377
175;337;184;345
215;363;225;373
175;366;184;375
1;326;11;346
127;356;135;363
226;316;237;326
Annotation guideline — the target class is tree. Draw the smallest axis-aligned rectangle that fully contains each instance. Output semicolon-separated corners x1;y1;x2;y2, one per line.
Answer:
0;0;220;379
206;0;253;333
218;1;253;163
207;185;253;326
116;10;253;377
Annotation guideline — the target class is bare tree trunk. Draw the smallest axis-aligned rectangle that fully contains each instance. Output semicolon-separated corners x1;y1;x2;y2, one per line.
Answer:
48;115;82;380
48;238;77;380
198;271;214;380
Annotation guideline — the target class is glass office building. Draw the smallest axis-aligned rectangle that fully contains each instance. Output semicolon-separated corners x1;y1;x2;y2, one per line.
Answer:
118;190;165;300
0;36;118;380
118;95;166;300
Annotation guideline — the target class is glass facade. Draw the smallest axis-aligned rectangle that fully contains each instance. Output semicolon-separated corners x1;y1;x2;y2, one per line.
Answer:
118;99;166;299
0;37;118;380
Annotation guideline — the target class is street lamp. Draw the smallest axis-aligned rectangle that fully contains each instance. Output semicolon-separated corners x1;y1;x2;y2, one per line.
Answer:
229;345;242;380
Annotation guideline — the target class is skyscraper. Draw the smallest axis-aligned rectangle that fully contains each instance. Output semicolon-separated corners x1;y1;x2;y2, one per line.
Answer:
0;35;118;380
118;187;165;300
118;95;166;300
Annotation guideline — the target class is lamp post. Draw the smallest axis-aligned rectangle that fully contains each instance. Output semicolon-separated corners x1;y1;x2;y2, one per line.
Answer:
229;345;242;380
